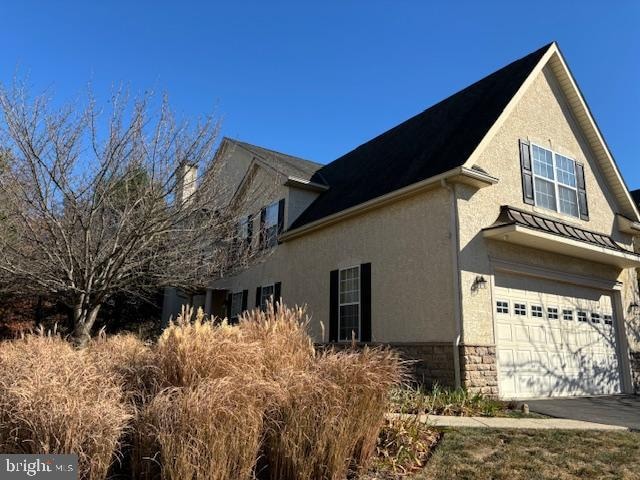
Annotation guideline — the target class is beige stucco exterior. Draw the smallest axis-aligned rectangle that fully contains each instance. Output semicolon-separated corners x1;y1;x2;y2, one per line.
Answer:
456;65;640;356
165;46;640;394
211;185;455;343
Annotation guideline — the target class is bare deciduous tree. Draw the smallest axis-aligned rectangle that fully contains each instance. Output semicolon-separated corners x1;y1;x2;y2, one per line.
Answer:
0;84;247;346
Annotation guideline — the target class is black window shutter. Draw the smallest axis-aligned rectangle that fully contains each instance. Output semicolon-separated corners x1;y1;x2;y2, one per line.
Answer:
277;198;285;234
255;286;262;308
519;139;535;205
329;269;339;342
259;208;266;247
226;293;232;319
241;290;248;312
575;163;589;221
360;263;372;342
246;215;253;245
274;282;281;309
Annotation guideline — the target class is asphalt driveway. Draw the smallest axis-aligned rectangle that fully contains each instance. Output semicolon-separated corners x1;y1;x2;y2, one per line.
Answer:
527;395;640;430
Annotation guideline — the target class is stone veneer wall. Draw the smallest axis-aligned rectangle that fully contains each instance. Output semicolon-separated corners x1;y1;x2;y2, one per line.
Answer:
459;345;499;396
322;342;456;387
390;343;456;387
630;351;640;394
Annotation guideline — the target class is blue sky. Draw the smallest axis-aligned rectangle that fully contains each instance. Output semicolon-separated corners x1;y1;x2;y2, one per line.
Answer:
1;1;639;186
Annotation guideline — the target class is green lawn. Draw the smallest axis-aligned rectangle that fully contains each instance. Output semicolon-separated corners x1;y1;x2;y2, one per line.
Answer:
415;428;640;480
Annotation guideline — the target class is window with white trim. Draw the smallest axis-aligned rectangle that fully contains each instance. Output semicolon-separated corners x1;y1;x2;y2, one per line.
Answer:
590;312;601;324
260;284;274;311
229;291;243;323
531;144;580;218
577;311;588;323
496;301;509;314
562;309;574;321
531;305;543;318
547;307;559;320
514;303;526;316
339;266;360;341
604;314;613;325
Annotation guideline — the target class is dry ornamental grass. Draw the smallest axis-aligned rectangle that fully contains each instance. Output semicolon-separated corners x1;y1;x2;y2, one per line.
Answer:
0;335;131;480
0;303;406;480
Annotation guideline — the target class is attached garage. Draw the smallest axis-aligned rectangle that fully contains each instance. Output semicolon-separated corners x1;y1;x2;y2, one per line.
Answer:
494;273;623;399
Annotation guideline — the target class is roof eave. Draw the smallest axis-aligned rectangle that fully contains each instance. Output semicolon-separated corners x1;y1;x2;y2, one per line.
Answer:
284;176;329;192
281;166;497;242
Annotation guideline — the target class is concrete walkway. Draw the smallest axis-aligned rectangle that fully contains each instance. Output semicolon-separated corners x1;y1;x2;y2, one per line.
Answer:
387;413;628;430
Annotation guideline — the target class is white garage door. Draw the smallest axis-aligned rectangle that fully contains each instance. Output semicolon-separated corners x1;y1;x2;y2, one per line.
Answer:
494;274;622;399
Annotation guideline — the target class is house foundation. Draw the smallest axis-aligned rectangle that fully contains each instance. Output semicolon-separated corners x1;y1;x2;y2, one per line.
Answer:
459;345;499;396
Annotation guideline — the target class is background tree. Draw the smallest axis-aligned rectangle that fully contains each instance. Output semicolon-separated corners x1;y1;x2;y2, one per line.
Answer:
0;84;242;346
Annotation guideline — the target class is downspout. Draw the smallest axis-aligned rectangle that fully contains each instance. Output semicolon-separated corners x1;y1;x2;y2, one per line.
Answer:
441;179;463;389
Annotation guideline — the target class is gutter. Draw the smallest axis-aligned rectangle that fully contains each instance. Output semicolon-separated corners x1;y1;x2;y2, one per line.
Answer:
280;166;497;242
441;179;463;389
284;176;330;192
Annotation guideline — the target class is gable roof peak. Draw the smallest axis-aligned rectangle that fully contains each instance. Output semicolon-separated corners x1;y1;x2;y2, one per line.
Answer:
220;136;324;183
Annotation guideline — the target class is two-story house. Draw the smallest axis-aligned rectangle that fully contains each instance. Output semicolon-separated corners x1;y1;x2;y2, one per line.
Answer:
165;42;640;399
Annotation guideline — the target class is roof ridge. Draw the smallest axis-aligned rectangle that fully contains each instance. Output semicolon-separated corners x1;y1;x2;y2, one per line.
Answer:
224;137;323;167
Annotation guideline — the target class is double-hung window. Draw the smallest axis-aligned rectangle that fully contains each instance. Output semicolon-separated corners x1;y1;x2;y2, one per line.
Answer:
531;145;580;218
229;291;243;324
238;216;250;244
260;284;274;311
338;266;360;341
263;202;279;248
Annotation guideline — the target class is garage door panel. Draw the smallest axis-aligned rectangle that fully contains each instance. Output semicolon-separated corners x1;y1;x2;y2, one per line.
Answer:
497;323;513;341
494;273;622;399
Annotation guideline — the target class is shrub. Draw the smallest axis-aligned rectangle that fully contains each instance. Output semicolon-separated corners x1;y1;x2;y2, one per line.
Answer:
0;335;131;480
155;306;264;388
0;303;406;480
144;377;270;480
89;332;158;406
263;346;406;480
239;303;315;377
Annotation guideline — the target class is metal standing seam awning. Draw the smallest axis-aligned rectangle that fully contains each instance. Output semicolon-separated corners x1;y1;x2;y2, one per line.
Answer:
483;206;640;268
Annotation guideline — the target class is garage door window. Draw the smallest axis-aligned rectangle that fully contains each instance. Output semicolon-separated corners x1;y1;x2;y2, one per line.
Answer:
531;305;543;318
514;303;527;316
590;313;601;324
496;301;509;314
562;309;573;321
604;314;613;325
547;307;559;320
577;311;588;322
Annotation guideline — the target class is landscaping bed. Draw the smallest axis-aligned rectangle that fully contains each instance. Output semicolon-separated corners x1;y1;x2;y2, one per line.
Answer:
390;385;546;418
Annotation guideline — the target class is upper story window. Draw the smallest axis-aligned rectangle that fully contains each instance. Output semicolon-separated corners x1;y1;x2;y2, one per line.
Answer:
339;266;360;341
262;201;280;248
531;145;580;218
238;216;251;244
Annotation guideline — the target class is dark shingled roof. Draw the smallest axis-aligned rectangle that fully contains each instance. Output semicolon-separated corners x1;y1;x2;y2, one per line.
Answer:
486;206;629;253
226;138;324;183
290;43;553;230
